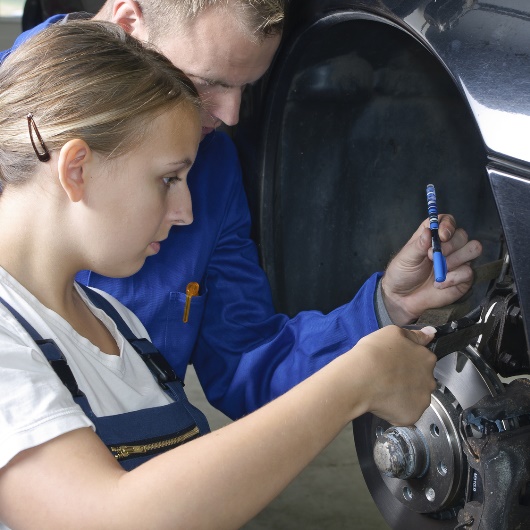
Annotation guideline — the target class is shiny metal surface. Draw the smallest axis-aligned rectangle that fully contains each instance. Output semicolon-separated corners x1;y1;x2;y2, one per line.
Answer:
292;0;530;168
353;352;504;529
372;388;464;514
489;169;530;363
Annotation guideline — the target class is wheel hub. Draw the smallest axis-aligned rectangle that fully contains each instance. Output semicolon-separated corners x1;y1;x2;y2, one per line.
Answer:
353;351;503;529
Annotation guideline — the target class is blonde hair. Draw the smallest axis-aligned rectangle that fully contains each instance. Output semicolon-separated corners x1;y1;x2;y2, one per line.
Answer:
116;0;284;43
0;20;200;188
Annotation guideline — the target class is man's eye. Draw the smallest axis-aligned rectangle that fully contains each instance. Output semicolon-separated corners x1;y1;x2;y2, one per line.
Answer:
163;176;181;186
189;75;212;87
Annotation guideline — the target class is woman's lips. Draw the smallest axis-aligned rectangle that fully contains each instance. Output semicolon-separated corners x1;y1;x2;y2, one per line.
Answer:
149;241;161;254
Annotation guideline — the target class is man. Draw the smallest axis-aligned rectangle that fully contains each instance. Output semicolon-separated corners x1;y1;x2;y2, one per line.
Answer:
2;0;481;420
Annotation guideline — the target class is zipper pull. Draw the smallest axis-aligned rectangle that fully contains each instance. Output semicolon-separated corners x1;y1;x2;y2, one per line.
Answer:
112;445;147;459
183;282;199;323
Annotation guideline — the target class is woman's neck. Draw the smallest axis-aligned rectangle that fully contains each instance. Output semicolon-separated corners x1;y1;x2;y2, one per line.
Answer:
0;179;121;356
0;186;81;315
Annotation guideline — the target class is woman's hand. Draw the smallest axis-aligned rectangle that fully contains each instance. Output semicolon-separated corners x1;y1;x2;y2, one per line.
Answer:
349;325;437;426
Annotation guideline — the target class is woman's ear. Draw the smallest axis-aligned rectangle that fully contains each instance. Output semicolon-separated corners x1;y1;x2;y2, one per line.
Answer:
57;139;92;203
110;0;148;40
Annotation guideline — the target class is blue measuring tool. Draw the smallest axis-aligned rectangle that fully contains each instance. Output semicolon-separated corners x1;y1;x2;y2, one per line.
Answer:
426;184;447;283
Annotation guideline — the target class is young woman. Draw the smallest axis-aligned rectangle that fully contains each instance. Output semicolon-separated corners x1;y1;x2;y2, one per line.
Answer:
0;21;437;530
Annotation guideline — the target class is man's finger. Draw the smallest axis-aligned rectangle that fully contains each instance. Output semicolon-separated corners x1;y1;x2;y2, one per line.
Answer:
433;264;474;289
437;214;456;242
444;240;482;270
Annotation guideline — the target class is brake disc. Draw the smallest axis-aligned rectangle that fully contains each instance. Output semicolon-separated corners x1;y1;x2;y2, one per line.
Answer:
353;350;503;529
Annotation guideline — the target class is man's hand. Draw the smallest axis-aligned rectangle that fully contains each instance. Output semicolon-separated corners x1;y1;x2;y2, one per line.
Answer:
381;214;482;326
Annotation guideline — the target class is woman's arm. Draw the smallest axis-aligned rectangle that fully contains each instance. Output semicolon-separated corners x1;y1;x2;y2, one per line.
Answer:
0;326;436;530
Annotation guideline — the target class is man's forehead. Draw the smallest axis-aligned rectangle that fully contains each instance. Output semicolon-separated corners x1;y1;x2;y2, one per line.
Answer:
159;27;281;88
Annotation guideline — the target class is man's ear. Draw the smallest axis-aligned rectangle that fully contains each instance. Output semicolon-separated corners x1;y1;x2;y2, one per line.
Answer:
57;139;92;203
111;0;148;40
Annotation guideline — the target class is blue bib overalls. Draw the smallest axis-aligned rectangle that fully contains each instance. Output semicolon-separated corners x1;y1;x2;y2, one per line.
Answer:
0;284;210;471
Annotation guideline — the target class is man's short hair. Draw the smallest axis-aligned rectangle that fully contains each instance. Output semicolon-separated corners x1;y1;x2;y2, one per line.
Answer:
140;0;284;43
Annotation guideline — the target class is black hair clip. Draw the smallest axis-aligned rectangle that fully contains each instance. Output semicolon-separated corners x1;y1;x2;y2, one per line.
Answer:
27;113;51;162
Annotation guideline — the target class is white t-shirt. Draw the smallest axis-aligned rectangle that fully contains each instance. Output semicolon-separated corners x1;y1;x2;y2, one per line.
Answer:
0;266;173;472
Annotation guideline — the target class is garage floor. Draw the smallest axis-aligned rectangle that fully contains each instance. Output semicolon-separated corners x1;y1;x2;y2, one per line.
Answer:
185;366;390;529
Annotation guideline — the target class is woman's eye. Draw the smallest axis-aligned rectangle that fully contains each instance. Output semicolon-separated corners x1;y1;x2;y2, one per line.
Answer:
162;176;181;187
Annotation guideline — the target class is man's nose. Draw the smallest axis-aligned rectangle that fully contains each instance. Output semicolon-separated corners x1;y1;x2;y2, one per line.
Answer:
211;88;242;127
169;184;193;226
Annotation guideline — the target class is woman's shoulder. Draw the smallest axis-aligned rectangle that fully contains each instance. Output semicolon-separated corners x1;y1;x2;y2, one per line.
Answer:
0;270;46;344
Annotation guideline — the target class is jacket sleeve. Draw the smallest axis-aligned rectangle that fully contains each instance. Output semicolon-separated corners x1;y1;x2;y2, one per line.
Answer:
191;143;381;420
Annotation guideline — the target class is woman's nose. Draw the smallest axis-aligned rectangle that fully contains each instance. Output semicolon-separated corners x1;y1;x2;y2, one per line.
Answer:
169;184;193;226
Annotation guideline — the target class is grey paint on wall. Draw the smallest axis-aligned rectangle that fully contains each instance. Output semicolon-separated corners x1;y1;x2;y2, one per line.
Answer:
0;18;21;49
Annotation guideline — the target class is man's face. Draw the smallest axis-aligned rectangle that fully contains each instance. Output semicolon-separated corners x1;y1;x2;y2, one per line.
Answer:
153;8;281;138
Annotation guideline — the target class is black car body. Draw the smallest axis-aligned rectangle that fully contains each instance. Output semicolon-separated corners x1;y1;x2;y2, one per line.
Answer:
236;1;530;528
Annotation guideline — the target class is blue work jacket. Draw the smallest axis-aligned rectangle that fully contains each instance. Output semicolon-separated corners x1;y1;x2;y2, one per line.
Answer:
3;18;381;419
79;132;381;419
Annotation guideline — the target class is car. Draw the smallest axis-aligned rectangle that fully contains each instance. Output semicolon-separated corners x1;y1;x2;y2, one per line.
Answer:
236;1;530;529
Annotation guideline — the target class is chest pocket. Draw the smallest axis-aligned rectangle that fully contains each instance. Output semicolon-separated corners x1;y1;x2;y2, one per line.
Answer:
164;289;207;373
0;286;210;471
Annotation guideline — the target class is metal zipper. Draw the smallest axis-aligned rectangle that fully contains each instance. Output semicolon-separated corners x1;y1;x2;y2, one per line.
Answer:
110;425;200;461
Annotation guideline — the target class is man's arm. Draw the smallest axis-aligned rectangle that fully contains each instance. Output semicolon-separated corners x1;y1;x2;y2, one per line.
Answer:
190;137;381;419
190;135;480;420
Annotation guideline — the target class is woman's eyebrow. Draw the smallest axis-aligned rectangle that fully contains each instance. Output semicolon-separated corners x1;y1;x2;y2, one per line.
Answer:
166;159;193;168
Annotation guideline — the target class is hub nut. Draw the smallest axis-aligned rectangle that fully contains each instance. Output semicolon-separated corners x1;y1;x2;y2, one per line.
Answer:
373;426;429;479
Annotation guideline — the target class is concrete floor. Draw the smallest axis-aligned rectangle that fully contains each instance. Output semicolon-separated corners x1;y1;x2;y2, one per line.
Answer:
185;366;390;529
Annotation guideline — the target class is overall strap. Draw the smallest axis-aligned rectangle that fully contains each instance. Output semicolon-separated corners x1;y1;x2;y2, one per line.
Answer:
0;296;84;398
0;287;182;397
0;289;211;451
76;286;211;437
76;283;183;389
